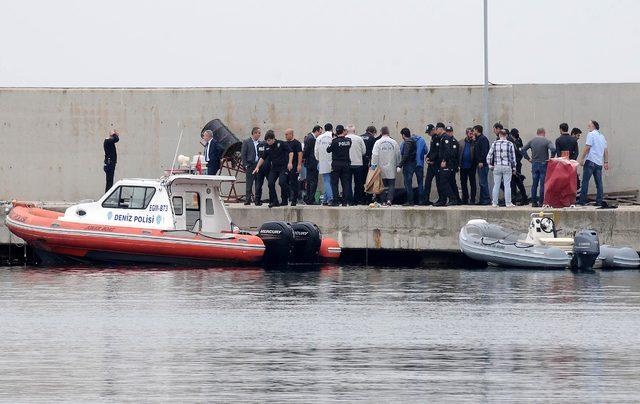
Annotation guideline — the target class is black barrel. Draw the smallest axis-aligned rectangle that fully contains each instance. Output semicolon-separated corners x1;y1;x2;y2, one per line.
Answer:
290;222;322;263
201;119;242;159
257;221;295;266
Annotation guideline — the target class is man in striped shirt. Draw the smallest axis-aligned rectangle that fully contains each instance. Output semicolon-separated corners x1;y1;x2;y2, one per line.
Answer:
487;129;517;207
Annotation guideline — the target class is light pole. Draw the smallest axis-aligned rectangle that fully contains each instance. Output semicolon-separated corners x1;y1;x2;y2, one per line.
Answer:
483;0;489;131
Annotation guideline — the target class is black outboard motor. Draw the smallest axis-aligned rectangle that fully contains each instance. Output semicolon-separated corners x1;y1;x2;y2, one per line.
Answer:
290;222;322;263
257;221;294;266
571;229;600;271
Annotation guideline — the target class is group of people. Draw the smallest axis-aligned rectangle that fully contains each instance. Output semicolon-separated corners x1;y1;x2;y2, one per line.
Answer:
227;120;609;208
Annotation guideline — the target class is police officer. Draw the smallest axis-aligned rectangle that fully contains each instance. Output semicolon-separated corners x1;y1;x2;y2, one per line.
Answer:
326;125;352;206
435;125;460;206
103;129;119;192
253;132;271;206
253;131;293;208
423;124;439;205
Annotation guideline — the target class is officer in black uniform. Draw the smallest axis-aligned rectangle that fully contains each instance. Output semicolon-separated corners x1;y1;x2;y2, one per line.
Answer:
253;132;271;206
426;123;444;205
435;125;460;206
103;129;119;192
326;125;352;206
253;131;293;208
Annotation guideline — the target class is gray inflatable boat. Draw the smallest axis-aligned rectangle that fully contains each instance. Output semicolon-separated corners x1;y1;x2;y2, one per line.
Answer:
459;214;640;269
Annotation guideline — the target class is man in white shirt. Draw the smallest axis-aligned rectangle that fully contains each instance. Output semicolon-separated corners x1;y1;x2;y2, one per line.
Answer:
346;125;367;205
578;120;609;206
314;123;334;204
371;126;401;206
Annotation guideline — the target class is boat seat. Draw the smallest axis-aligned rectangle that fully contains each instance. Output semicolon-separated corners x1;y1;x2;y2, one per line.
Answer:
539;237;574;251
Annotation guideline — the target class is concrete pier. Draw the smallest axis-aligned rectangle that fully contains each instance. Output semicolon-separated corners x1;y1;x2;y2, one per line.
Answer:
3;204;640;254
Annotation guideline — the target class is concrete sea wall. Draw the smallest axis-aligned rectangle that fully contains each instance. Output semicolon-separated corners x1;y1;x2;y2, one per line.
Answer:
2;204;640;254
1;84;639;201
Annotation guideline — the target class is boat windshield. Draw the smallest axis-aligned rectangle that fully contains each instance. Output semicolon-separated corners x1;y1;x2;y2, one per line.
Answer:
102;186;156;210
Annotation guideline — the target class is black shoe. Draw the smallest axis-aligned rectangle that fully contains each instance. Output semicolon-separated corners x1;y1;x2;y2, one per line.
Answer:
330;201;340;207
290;201;297;206
281;200;288;206
244;200;252;206
468;201;475;205
446;201;459;206
531;202;540;208
461;200;469;205
255;201;263;206
341;203;348;207
424;201;433;206
268;203;276;208
434;201;447;207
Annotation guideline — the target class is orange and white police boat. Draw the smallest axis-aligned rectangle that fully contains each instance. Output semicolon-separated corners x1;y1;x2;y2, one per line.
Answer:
5;175;341;266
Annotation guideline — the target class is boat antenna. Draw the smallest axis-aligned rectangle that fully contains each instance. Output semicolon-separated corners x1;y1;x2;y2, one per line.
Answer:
169;122;184;175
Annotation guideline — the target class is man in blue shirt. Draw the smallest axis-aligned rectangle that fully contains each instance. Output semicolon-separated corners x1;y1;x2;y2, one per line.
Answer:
404;130;427;205
578;120;609;206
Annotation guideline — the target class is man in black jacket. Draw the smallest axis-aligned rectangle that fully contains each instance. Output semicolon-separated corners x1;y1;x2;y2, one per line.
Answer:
302;125;322;204
361;126;378;204
555;122;579;160
254;136;270;206
423;124;439;205
240;127;261;205
202;129;223;175
253;131;293;208
284;128;303;206
473;125;491;205
326;125;352;206
436;125;460;206
458;128;477;204
399;128;417;206
103;129;119;192
509;128;529;205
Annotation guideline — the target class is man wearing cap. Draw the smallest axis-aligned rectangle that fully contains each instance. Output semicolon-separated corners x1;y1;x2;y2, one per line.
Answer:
435;125;460;206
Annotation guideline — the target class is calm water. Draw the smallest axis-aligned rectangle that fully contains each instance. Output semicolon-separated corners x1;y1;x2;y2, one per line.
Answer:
1;265;640;402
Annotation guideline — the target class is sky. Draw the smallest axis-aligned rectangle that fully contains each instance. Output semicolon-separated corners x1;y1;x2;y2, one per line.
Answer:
1;0;639;87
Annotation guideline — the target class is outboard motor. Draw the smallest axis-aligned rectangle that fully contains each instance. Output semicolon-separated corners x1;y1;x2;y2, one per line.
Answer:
571;229;600;271
257;221;294;266
290;222;322;263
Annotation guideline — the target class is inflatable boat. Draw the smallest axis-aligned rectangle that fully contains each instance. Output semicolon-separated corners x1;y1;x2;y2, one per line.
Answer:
5;175;340;266
459;213;640;270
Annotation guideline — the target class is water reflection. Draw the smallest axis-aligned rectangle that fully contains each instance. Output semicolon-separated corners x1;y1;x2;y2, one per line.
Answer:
0;266;639;401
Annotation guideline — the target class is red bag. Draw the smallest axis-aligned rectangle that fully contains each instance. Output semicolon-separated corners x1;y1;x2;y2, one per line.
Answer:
543;158;578;207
